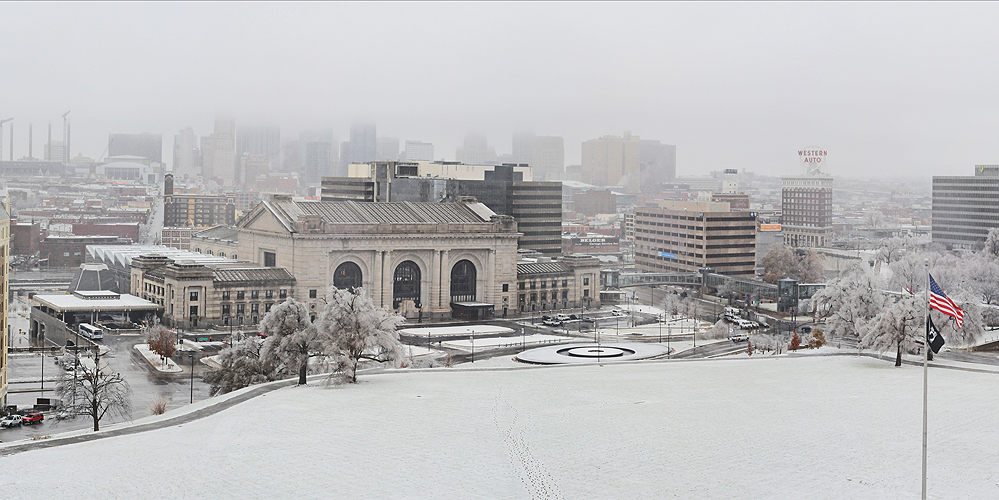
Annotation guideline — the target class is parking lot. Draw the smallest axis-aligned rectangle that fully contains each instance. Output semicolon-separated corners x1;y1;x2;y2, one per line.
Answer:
3;310;213;443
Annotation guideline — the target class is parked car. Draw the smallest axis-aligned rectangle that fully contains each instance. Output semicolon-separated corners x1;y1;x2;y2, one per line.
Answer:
729;332;749;342
22;412;44;425
1;415;22;428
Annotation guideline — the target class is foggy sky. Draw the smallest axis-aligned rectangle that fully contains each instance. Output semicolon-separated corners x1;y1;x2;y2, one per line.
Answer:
3;2;998;179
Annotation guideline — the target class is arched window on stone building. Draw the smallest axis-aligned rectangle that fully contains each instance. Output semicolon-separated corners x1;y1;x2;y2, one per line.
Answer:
333;261;363;290
450;259;477;303
393;261;421;309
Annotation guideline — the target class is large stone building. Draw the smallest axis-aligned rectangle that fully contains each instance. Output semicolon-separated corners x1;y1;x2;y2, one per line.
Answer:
321;162;562;255
162;174;236;228
516;254;602;313
130;254;296;328
932;165;999;250
781;175;833;248
198;197;521;320
634;200;757;277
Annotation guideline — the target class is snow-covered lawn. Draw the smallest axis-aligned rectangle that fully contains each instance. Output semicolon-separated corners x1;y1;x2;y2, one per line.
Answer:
2;355;997;499
399;324;514;337
443;333;573;351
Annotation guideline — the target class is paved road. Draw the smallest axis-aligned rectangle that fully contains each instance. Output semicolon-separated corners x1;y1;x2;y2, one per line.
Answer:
3;317;213;444
670;339;748;359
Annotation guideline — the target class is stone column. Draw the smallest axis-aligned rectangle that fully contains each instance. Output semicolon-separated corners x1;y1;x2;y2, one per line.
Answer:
486;249;496;304
430;249;440;310
382;250;392;310
372;250;382;308
440;250;450;310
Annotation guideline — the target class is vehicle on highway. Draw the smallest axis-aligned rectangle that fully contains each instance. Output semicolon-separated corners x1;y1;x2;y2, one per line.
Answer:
22;412;44;425
1;415;23;428
729;332;749;342
79;323;104;340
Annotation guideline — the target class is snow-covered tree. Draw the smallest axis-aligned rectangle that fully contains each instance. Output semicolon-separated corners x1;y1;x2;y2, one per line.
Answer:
761;244;825;284
985;228;999;260
932;291;984;349
661;291;682;319
874;235;908;265
810;262;886;341
146;325;177;368
59;351;132;431
260;298;324;386
204;337;278;396
964;253;999;305
681;295;702;326
317;287;404;384
887;252;927;295
864;210;886;229
700;320;730;340
862;295;922;367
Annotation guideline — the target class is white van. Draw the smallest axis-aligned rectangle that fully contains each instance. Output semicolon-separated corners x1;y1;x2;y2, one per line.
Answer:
554;314;571;322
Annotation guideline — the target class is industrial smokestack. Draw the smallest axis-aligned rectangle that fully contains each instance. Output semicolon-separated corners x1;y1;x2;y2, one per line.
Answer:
9;122;12;161
28;123;32;160
47;122;51;161
66;121;71;162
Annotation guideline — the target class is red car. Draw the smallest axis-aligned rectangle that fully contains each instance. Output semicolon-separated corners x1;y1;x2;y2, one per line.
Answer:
21;412;44;425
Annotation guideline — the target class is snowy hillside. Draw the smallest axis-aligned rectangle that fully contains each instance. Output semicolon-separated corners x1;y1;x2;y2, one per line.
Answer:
2;355;997;499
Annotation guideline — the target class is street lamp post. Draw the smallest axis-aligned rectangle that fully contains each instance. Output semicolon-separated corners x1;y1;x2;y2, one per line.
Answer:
469;332;474;363
189;351;195;404
667;323;671;358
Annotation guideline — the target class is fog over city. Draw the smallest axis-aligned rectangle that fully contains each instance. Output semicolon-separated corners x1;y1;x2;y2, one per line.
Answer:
3;2;998;178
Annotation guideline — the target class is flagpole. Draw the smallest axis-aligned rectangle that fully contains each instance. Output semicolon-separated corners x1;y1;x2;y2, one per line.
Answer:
922;263;929;500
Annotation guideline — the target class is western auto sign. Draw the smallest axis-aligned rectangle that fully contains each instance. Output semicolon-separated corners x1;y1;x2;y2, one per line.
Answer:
798;147;827;165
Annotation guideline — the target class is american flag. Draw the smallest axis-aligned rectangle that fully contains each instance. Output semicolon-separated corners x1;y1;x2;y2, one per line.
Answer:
929;274;964;329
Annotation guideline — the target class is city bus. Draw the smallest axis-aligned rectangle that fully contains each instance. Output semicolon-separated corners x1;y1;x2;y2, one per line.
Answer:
78;323;104;340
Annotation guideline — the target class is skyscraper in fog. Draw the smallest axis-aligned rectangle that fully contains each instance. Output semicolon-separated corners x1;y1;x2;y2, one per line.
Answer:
638;139;676;191
456;134;497;165
581;132;640;189
237;125;281;169
173;128;197;178
376;137;400;161
403;140;434;161
301;130;335;185
513;133;564;181
340;122;377;169
108;133;163;163
212;117;236;184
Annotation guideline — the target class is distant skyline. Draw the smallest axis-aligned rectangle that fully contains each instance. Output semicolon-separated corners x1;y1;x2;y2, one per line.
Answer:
3;2;998;178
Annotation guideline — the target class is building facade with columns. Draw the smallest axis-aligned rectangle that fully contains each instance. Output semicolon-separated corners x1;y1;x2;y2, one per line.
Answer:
227;197;520;321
